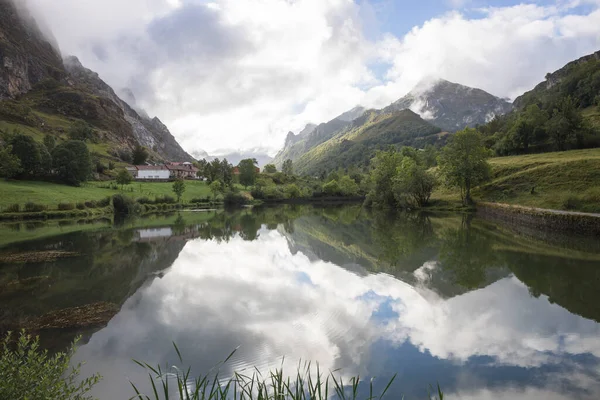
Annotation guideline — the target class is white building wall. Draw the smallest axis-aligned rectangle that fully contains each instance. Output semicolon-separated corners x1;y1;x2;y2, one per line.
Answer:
137;169;170;179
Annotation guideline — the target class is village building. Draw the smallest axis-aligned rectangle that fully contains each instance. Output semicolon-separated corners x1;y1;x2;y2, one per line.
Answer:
165;162;199;179
128;162;199;181
135;165;170;180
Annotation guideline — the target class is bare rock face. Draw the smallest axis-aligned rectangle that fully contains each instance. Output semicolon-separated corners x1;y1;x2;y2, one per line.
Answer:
63;55;194;162
0;0;64;99
385;79;513;132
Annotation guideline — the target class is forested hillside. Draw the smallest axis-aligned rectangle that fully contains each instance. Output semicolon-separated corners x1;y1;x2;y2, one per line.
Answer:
478;50;600;155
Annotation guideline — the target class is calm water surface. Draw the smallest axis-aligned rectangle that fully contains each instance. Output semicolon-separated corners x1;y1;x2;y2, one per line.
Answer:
1;206;600;399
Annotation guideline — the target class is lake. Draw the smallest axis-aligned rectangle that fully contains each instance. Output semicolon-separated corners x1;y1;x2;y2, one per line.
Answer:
1;205;600;399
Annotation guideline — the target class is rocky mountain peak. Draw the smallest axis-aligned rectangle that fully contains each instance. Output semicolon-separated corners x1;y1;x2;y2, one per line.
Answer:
0;0;64;99
385;79;512;132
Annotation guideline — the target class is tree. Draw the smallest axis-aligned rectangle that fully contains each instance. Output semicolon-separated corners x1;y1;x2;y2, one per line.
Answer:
221;159;234;186
68;120;95;142
322;179;341;196
51;140;92;186
132;145;149;165
209;180;224;199
116;169;133;188
195;159;209;178
366;149;404;208
546;96;585;151
263;164;277;173
439;128;491;205
43;134;56;152
0;145;22;178
238;158;258;188
393;157;436;207
9;133;41;178
172;179;186;202
282;159;294;175
339;175;359;196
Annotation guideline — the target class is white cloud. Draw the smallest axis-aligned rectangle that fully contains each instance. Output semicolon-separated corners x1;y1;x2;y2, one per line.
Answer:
24;0;600;155
74;228;600;399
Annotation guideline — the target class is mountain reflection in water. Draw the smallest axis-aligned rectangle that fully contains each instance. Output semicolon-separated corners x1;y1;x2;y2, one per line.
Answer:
1;206;599;399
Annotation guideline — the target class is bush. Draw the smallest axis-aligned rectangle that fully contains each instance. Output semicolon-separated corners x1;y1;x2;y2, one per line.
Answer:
97;197;111;207
76;202;86;210
285;184;302;199
112;194;136;214
24;202;47;212
322;180;342;196
136;197;152;205
108;161;115;170
190;196;211;203
0;331;100;400
5;203;20;213
57;202;75;211
84;200;98;208
155;195;176;204
562;195;582;210
223;190;248;205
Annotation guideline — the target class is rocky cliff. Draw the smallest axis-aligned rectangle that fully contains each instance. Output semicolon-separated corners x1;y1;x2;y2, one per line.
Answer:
64;56;193;161
385;79;513;132
0;0;64;99
0;0;193;163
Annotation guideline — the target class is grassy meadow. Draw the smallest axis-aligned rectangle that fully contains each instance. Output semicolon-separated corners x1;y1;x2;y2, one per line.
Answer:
430;148;600;213
0;180;213;211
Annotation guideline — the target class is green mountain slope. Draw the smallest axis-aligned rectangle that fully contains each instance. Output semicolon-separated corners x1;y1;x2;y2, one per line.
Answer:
294;109;443;175
0;0;193;164
514;50;600;110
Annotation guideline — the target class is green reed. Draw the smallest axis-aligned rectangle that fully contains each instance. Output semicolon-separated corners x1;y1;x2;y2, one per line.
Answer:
128;343;436;400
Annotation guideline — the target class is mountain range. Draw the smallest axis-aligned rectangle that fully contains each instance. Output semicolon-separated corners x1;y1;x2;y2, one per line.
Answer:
273;79;512;175
0;0;193;163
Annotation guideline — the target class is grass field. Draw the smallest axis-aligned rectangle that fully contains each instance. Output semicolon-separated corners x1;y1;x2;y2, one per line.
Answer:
475;148;600;213
0;180;213;211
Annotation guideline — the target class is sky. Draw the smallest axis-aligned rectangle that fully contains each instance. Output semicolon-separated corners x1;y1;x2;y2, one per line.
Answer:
24;0;600;156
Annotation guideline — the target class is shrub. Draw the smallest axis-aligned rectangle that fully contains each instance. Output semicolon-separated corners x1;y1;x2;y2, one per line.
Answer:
5;203;20;213
322;180;342;196
84;200;98;208
0;331;100;400
24;202;47;212
76;202;86;210
285;184;302;199
155;195;176;204
224;190;248;205
108;161;115;170
562;195;582;210
58;202;75;211
112;194;137;215
190;196;210;203
97;197;111;207
136;197;152;204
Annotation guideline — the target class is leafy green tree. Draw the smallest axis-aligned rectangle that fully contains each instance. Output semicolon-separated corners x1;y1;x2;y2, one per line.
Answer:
322;179;341;196
108;161;115;170
116;168;133;188
238;158;258;188
546;96;587;150
221;159;234;186
366;148;403;208
51;140;92;186
43;134;56;152
0;331;100;400
263;164;277;173
282;159;294;175
132;145;149;165
68;120;95;142
393;157;436;207
285;183;301;198
439;128;491;205
9;133;41;178
422;144;438;168
0;145;22;178
209;180;224;199
172;179;186;202
195;159;209;178
339;175;359;196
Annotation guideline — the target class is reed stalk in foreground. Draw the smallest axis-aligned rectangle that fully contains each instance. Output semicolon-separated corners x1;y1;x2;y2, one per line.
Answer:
129;343;444;400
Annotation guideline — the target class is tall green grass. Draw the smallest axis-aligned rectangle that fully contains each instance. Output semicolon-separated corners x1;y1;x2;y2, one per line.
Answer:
129;344;410;400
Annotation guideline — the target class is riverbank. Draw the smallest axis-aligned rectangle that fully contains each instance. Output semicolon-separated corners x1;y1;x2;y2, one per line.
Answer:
477;202;600;236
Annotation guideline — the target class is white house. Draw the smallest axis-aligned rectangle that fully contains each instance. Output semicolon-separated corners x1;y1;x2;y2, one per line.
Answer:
135;165;170;180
